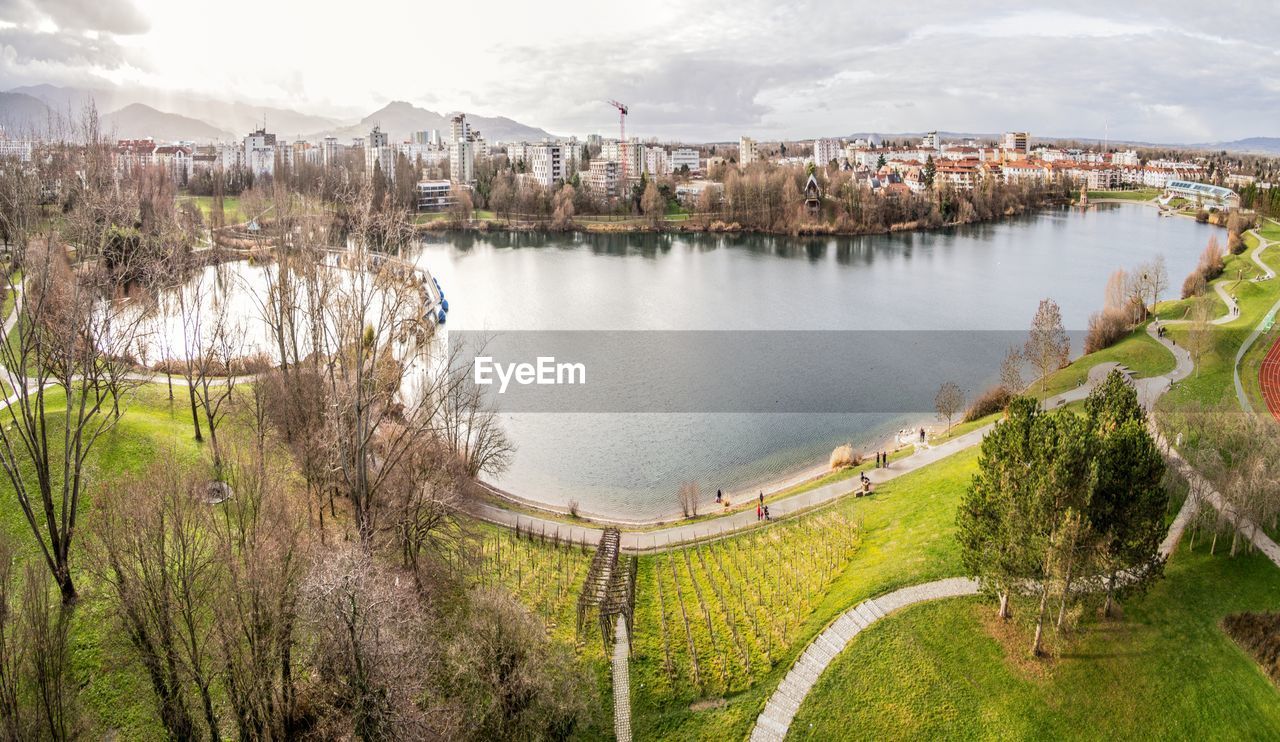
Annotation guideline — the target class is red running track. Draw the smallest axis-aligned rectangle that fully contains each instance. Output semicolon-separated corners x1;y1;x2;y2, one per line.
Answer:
1263;335;1280;423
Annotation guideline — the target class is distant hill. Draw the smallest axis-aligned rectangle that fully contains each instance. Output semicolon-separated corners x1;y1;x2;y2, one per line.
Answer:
316;100;557;143
1204;137;1280;155
0;92;56;136
12;84;345;140
101;103;233;142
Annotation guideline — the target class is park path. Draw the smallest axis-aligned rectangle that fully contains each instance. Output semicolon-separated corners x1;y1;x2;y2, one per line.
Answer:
612;617;633;742
1232;225;1280;412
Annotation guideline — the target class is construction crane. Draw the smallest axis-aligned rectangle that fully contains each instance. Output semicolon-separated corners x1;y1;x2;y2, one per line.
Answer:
608;100;629;192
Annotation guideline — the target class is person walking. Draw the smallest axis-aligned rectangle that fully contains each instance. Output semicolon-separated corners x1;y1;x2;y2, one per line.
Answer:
716;489;723;504
882;451;889;468
763;505;771;521
756;504;763;521
919;427;926;443
758;491;764;506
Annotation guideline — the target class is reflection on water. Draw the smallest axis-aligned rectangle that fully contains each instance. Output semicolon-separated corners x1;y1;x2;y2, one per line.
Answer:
409;204;1218;520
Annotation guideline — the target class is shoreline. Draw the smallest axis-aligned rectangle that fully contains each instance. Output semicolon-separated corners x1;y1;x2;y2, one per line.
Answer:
478;414;941;529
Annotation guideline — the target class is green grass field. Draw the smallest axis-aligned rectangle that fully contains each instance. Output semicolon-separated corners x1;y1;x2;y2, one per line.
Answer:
0;384;210;740
790;547;1280;739
630;447;977;740
179;195;246;224
1088;188;1159;202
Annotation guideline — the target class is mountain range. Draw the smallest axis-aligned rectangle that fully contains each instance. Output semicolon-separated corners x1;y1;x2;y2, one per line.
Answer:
0;85;558;145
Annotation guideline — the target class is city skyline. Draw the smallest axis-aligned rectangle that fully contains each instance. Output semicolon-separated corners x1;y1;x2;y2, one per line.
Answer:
0;0;1277;143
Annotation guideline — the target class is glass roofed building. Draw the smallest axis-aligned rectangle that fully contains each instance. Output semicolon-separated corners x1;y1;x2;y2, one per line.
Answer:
1165;180;1240;208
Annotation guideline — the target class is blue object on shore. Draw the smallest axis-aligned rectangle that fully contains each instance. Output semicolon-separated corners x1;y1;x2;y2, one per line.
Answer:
437;308;447;323
441;298;449;312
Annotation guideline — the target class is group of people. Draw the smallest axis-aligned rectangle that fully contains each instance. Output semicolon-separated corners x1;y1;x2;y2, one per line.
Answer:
874;450;890;468
714;488;772;521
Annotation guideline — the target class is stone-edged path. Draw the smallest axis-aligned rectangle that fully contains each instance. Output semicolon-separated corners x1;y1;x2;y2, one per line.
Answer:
612;617;633;742
748;577;980;742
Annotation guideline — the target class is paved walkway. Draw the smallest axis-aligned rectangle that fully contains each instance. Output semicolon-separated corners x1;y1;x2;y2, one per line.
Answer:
749;577;980;742
612;617;632;742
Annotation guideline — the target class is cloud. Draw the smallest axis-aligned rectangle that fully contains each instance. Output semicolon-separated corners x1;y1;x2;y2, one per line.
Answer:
0;0;1276;143
0;0;148;35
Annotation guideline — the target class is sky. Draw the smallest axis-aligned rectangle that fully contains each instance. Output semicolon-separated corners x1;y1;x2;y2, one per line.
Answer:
1;0;1278;143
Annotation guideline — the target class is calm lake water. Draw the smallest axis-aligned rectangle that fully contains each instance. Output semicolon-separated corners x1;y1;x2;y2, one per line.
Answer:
409;204;1216;521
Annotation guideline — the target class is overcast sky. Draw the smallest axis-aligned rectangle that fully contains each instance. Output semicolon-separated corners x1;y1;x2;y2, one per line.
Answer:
1;0;1277;143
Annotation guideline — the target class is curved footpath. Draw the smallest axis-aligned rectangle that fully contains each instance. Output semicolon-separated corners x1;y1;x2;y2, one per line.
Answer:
1234;224;1280;412
747;232;1280;741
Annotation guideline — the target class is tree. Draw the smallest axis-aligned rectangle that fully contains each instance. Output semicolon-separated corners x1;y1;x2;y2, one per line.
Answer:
923;155;936;188
934;381;964;433
1024;298;1070;392
641;179;665;226
957;396;1041;620
0;240;146;604
90;460;221;741
1000;346;1024;394
1184;297;1215;376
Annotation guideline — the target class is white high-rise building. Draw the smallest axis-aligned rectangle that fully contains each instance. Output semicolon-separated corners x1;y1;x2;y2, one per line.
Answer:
670;147;700;173
813;138;842;167
1002;131;1029;154
644;146;670;176
321;136;341;168
449;114;474;184
243;127;276;176
739;136;759;166
921;131;939;150
527;142;568;186
365;126;396;180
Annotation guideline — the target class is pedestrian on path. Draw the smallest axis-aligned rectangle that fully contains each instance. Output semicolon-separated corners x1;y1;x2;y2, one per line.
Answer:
758;491;764;506
757;504;763;521
919;427;926;443
874;451;880;467
763;505;771;521
882;451;890;469
716;489;723;504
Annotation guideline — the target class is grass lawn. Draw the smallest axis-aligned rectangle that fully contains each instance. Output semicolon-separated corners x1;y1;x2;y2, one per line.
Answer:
790;547;1280;739
630;446;977;741
1088;188;1159;202
1030;321;1175;401
0;383;211;740
179;195;245;224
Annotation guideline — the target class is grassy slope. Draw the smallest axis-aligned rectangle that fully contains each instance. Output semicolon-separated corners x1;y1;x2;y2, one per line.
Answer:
790;548;1280;739
1158;231;1280;408
1031;320;1175;401
630;447;977;741
0;384;208;740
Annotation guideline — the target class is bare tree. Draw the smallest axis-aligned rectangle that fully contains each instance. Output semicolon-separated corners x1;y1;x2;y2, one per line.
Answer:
935;381;965;433
1183;297;1215;377
209;447;309;740
0;240;147;603
1024;298;1070;392
999;346;1024;394
89;460;220;741
678;481;701;518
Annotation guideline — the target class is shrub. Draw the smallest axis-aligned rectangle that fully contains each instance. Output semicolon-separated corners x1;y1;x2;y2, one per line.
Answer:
963;385;1012;422
1195;209;1210;223
1084;307;1132;353
1222;612;1280;684
828;444;859;469
1181;237;1225;298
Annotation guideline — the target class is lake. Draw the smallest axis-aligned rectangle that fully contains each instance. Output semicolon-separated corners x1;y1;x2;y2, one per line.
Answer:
409;204;1216;522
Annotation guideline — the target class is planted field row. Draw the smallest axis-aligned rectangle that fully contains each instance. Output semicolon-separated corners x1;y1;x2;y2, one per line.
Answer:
470;526;594;645
634;511;861;701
